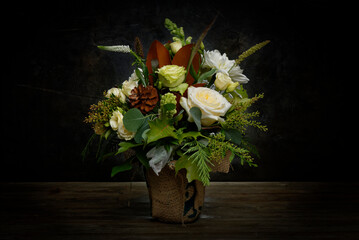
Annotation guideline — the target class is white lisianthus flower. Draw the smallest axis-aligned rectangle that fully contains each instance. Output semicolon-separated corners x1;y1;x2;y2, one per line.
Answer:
228;65;249;84
122;69;140;97
109;110;135;140
180;86;232;126
105;87;126;103
203;50;249;84
105;87;121;98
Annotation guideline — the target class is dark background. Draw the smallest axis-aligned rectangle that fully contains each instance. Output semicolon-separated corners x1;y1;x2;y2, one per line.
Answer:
3;0;354;181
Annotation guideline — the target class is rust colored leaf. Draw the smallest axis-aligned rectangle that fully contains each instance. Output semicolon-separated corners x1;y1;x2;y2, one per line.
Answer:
172;44;201;85
146;40;171;85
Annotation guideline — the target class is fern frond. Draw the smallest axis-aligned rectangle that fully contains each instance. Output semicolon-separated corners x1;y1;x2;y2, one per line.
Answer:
182;140;211;185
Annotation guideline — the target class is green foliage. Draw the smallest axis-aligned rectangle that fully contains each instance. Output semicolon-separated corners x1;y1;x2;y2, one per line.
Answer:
84;95;125;125
115;141;142;155
223;128;242;146
160;93;177;118
223;94;268;133
111;162;132;177
146;117;178;144
123;108;145;132
179;139;212;186
207;133;257;167
164;18;192;45
190;107;202;131
236;40;270;65
207;133;230;163
175;154;202;185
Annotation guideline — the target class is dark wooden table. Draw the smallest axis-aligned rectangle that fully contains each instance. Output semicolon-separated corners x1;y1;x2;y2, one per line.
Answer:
1;182;358;239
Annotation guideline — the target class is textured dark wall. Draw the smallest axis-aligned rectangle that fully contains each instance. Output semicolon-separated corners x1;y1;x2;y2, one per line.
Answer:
4;1;353;181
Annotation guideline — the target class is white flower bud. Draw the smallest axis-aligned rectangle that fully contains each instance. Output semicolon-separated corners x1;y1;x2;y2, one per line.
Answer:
170;41;182;54
214;72;233;90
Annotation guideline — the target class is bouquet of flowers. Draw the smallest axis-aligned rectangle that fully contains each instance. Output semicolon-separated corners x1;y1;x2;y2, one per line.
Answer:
83;18;269;186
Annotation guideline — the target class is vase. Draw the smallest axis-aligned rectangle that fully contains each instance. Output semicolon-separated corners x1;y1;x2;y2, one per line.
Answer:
145;165;205;224
211;150;231;173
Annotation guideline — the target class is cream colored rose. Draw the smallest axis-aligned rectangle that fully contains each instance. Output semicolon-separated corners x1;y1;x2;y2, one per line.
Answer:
109;110;135;140
157;65;186;87
180;86;232;126
214;72;232;90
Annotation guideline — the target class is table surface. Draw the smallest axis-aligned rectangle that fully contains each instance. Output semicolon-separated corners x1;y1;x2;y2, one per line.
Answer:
0;182;358;239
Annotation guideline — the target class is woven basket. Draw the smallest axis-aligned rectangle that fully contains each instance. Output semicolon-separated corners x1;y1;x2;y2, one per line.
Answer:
145;165;205;224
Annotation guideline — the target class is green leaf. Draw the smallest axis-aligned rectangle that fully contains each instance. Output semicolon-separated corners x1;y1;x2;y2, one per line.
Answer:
175;155;202;184
134;120;149;144
123;108;145;132
177;131;202;144
115;141;142;155
103;129;112;140
223;128;242;146
135;68;146;87
163;103;176;111
146;117;178;144
179;140;211;186
235;85;248;98
189;64;199;82
136;151;150;169
169;83;188;95
197;68;217;83
190;107;202;131
111;162;132;177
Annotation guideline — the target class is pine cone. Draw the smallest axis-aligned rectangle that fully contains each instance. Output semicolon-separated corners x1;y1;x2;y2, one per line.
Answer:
128;85;159;114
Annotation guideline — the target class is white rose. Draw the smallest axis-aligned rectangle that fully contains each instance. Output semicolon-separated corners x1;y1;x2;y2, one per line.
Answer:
157;65;186;88
180;86;232;126
122;70;140;97
109;110;135;140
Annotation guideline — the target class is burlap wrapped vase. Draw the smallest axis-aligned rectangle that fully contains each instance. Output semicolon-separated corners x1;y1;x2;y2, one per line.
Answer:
211;150;231;173
145;165;205;224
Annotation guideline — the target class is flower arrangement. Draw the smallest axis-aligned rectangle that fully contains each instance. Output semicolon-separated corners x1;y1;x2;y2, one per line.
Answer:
83;18;269;186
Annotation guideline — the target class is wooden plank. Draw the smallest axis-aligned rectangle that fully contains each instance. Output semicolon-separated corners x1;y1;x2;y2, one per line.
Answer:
0;182;358;239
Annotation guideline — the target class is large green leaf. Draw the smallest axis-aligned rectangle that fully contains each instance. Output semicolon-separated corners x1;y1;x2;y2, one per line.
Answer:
175;155;201;184
190;107;202;131
115;141;142;155
136;151;150;169
111;162;132;177
197;68;217;83
223;128;242;146
134;120;149;144
146;117;178;144
177;131;202;144
123;108;145;132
